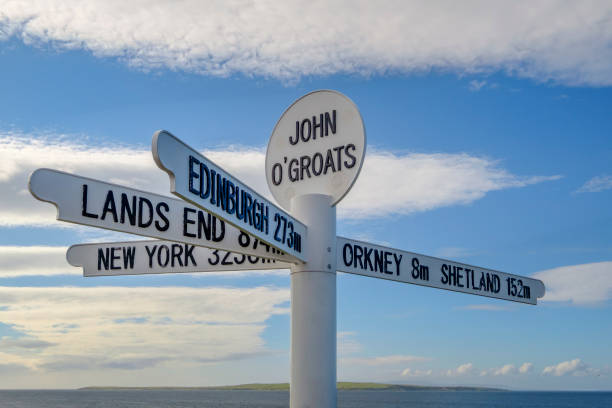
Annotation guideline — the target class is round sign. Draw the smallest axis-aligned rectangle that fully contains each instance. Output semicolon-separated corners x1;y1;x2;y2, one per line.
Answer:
266;90;366;211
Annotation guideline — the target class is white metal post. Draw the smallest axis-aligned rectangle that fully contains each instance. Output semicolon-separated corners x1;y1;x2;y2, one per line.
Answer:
290;194;337;408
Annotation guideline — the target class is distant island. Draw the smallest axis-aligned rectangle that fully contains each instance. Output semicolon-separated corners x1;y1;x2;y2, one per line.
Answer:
79;382;506;392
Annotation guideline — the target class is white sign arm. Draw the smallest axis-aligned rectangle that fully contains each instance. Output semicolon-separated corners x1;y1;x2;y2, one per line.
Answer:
67;240;291;277
152;130;307;262
28;168;295;262
336;237;545;305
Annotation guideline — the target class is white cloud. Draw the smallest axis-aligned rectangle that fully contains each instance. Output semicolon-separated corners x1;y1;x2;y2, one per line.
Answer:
542;359;600;377
1;1;612;85
342;354;428;367
519;362;533;374
469;80;487;92
0;246;72;277
342;151;561;219
479;362;532;376
0;134;560;226
493;364;516;376
576;175;612;193
401;367;432;377
533;261;612;305
0;286;289;372
446;362;475;376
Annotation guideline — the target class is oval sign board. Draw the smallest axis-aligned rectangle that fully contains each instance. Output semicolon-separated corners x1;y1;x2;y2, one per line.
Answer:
266;90;366;211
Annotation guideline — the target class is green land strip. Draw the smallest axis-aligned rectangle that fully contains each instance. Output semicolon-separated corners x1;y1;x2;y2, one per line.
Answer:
79;382;505;392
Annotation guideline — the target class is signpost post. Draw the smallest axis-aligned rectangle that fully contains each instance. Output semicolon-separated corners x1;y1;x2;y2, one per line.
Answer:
29;89;545;408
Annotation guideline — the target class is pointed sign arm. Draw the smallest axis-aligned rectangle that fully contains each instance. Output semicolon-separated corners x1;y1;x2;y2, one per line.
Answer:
152;130;307;262
336;237;545;305
28;168;295;262
67;240;291;277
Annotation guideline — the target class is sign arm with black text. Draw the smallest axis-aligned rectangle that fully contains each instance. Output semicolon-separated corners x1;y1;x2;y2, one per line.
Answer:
28;90;544;408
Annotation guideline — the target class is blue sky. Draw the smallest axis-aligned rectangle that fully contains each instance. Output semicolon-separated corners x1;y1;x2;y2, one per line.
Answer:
0;1;611;391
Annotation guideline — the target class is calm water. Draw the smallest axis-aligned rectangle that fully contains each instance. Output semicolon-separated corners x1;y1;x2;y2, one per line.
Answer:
1;390;611;408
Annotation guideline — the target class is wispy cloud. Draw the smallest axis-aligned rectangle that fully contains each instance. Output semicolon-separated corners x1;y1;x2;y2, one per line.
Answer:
533;261;612;305
0;286;289;372
469;80;487;92
576;175;612;193
1;1;612;85
0;133;560;226
401;367;432;377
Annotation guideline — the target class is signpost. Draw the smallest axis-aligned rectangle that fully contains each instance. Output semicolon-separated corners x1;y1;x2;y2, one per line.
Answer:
68;240;290;277
29;89;545;408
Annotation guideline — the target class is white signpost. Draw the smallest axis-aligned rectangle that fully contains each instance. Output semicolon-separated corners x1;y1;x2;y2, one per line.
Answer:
68;240;290;277
29;89;545;408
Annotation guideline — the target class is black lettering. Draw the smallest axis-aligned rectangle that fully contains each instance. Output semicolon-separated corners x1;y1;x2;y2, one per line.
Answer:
157;245;170;267
272;163;283;185
197;210;212;240
184;245;196;266
101;191;118;222
324;149;336;174
122;246;136;269
97;248;109;270
120;194;137;225
300;118;312;142
344;144;357;168
221;251;233;266
171;244;184;267
456;266;464;287
212;217;225;242
393;254;402;276
145;245;156;268
363;247;374;271
343;244;353;267
312;114;323;140
289;121;299;145
300;155;312;180
138;197;153;228
311;152;324;176
374;250;384;273
333;145;344;172
110;247;121;270
384;251;393;274
354;245;364;269
155;202;170;231
183;208;196;238
325;110;336;135
441;264;449;284
81;185;99;219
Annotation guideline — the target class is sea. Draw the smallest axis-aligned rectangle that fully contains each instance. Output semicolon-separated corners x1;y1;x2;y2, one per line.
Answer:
1;390;611;408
